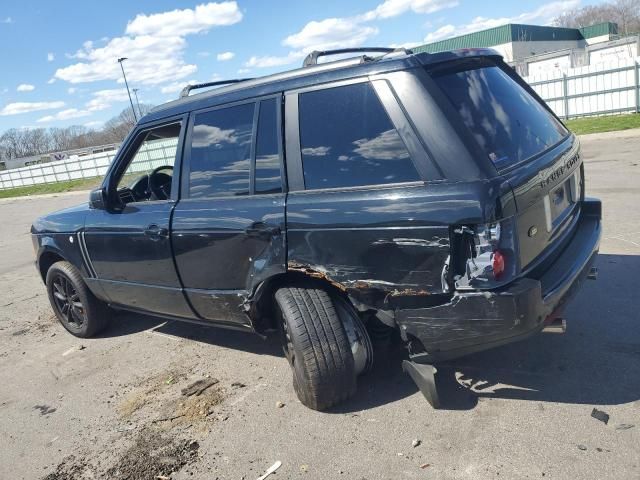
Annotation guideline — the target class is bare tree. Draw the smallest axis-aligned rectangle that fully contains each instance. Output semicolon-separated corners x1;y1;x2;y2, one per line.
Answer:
553;0;640;34
0;102;156;162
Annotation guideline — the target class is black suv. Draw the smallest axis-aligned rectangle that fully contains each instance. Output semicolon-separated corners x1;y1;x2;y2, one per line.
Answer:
32;47;601;410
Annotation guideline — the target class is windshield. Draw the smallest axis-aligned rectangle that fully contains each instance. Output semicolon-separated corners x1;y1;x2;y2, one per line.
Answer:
431;63;569;170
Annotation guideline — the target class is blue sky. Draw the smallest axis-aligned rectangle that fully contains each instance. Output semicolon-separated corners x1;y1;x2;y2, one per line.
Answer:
0;0;601;131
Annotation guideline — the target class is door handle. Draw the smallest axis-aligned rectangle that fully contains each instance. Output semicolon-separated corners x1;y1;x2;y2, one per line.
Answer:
144;224;169;240
245;222;281;238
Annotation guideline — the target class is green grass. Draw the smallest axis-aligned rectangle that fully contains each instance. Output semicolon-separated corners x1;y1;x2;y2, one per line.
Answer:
565;112;640;135
0;177;102;199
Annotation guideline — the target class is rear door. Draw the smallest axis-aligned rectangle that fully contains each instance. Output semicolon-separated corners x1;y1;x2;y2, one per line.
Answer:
171;95;286;327
284;77;451;298
428;58;580;272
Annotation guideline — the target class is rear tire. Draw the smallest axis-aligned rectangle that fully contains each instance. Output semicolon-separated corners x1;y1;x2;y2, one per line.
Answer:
275;286;356;411
46;261;110;338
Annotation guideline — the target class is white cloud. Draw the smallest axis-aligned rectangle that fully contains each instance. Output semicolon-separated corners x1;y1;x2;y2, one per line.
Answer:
362;0;459;20
198;51;211;57
388;41;424;49
424;24;456;42
217;51;235;61
245;51;306;68
125;2;242;37
55;35;196;85
68;87;77;94
301;146;331;156
1;17;12;24
247;0;458;69
16;84;35;92
36;89;131;123
424;0;580;42
284;18;379;52
0;101;65;116
37;108;92;123
160;80;199;94
85;88;130;111
54;2;242;86
192;124;239;148
47;78;56;84
47;52;55;62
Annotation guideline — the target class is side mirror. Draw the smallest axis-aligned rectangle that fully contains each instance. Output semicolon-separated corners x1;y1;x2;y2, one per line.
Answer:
89;187;107;210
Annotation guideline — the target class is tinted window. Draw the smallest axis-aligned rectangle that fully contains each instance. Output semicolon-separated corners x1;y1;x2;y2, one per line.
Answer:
431;64;568;170
189;103;254;198
299;82;420;190
255;98;282;194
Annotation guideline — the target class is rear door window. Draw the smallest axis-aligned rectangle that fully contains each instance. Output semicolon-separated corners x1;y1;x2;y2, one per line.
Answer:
188;102;254;198
298;81;420;190
431;63;568;170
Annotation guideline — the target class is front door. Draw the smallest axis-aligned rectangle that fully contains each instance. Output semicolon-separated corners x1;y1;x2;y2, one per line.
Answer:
84;118;194;318
171;96;286;327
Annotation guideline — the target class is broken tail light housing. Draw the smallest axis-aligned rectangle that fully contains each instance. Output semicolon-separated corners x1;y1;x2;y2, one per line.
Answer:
452;217;518;290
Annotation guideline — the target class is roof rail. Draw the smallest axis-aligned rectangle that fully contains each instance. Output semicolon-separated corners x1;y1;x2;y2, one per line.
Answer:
179;78;254;98
302;47;409;67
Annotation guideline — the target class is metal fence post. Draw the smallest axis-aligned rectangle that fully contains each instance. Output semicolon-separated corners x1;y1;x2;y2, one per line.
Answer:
562;73;569;120
635;60;639;114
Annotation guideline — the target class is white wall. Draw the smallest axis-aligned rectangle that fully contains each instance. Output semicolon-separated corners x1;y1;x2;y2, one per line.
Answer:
512;40;583;61
589;43;639;65
527;54;571;76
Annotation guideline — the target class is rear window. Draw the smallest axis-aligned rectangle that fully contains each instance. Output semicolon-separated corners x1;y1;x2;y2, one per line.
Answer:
431;64;568;170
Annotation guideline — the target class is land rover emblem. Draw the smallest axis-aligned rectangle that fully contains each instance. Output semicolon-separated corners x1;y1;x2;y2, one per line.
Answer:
528;226;538;237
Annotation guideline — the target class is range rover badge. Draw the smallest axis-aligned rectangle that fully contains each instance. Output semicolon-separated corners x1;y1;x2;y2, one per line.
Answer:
528;226;538;237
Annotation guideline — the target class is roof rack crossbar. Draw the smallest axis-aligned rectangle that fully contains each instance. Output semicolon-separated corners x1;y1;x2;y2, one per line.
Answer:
179;78;254;98
302;47;402;67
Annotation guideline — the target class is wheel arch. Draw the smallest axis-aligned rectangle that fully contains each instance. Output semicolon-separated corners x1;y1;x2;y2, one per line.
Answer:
37;247;67;283
248;270;351;333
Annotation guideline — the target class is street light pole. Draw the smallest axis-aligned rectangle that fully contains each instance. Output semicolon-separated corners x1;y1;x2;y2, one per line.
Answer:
117;57;137;122
132;88;142;118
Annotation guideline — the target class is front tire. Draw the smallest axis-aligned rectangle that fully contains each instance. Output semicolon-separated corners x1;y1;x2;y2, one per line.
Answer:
275;286;356;411
46;261;110;338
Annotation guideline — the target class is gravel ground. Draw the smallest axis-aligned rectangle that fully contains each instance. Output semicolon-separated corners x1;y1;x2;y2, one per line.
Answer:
0;129;639;480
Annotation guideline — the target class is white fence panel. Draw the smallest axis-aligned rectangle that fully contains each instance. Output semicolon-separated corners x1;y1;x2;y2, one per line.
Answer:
0;138;180;190
524;57;640;119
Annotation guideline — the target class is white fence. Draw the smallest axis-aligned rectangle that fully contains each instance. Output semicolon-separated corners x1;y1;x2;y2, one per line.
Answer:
0;138;177;191
524;57;640;119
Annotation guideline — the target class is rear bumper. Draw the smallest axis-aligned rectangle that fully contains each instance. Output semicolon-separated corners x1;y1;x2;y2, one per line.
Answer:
397;198;602;363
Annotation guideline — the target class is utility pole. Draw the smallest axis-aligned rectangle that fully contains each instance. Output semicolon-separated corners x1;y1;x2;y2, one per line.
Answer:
132;88;141;118
117;57;137;122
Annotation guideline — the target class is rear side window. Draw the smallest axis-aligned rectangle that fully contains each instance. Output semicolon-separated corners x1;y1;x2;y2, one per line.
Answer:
189;102;254;198
431;64;568;170
298;82;420;190
255;98;282;194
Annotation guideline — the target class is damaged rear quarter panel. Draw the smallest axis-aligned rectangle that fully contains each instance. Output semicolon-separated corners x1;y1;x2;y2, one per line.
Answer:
286;182;497;308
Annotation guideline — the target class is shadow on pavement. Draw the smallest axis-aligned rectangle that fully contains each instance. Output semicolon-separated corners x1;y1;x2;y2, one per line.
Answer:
98;253;640;412
434;253;640;410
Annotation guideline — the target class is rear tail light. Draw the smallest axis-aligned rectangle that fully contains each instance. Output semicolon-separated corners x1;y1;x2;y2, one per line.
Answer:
452;219;516;290
492;250;505;279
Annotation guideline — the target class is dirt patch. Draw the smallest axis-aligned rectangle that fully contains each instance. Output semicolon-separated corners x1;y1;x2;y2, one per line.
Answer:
118;369;188;418
105;429;199;480
42;455;91;480
42;430;200;480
